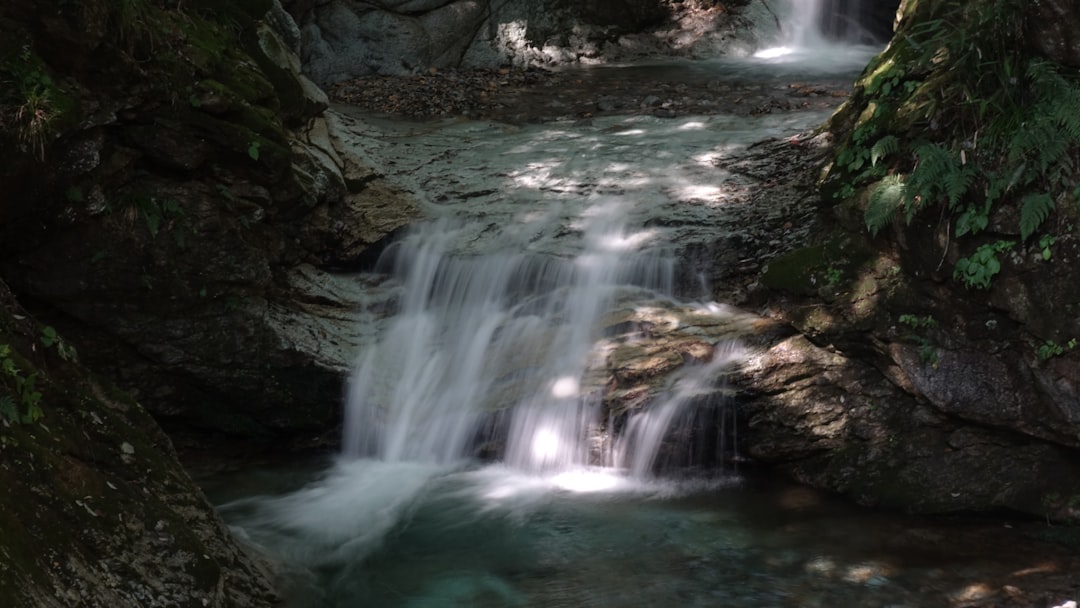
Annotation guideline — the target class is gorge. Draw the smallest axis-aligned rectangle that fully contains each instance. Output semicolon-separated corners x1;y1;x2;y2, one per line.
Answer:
3;0;1080;606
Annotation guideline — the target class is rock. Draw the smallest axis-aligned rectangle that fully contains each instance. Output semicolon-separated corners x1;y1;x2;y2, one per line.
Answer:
293;0;764;86
0;280;278;607
1026;0;1080;66
641;94;663;108
0;1;422;452
252;21;330;122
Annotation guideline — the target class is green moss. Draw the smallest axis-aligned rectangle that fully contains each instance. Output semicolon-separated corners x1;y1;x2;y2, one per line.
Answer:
762;236;876;296
212;50;278;107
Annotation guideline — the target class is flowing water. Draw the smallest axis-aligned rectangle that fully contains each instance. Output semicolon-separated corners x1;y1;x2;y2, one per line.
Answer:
206;4;1075;608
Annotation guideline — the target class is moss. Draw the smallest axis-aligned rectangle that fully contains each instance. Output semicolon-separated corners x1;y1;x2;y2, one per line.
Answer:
212;50;278;108
762;236;876;296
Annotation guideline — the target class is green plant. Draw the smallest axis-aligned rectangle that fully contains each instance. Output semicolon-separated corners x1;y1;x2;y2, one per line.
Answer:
824;267;842;287
898;314;939;366
899;314;936;330
1;45;65;161
1037;338;1077;361
247;140;261;161
120;194;187;243
0;344;43;425
40;326;77;362
1038;234;1056;261
841;0;1080;288
953;240;1014;289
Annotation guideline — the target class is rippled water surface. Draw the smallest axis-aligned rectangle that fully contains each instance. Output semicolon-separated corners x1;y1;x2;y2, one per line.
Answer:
206;460;1076;608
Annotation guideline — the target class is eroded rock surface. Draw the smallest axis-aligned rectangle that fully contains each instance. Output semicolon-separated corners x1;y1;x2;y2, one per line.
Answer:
0;2;422;450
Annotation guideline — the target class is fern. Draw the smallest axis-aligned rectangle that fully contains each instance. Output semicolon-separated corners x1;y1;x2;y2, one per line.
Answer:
944;164;977;209
0;394;16;422
904;142;966;211
871;135;899;167
865;175;906;235
1019;192;1054;241
955;202;990;237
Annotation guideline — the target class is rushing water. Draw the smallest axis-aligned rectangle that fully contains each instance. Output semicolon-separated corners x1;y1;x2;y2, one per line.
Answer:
199;5;1080;608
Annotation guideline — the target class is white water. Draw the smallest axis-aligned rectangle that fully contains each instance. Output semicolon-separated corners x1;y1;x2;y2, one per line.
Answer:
341;209;684;471
751;0;883;74
211;6;900;606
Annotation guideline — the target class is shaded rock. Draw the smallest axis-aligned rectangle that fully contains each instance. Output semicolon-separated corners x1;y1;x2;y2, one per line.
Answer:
0;2;421;452
1026;0;1080;67
295;0;763;86
0;280;278;607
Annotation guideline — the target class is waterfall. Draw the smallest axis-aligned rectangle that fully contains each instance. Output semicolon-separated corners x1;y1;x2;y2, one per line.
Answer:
752;0;892;69
340;199;731;476
780;0;896;47
786;0;827;48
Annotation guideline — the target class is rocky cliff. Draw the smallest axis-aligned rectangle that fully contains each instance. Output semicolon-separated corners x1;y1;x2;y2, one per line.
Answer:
739;0;1080;519
0;0;421;451
0;278;279;606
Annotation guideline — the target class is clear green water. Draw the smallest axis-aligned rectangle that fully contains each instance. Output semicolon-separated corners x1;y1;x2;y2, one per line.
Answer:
205;460;1072;608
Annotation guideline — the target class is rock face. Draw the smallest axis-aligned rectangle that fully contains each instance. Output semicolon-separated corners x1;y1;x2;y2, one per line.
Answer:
0;280;279;607
0;1;421;449
1026;0;1080;67
284;0;766;86
744;0;1080;518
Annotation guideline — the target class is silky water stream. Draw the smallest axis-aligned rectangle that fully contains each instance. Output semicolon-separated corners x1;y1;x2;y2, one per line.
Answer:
205;7;1077;608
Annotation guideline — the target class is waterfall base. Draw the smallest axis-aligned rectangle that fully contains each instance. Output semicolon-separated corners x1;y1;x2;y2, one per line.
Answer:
208;461;1080;608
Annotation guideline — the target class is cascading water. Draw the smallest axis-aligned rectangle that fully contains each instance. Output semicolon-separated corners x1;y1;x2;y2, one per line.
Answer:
751;0;892;71
202;6;1058;605
342;199;728;474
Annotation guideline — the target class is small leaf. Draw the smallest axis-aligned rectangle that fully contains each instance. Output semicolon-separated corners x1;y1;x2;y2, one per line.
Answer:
41;326;57;347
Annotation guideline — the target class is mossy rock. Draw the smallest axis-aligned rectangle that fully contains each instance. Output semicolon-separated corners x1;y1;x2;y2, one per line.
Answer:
762;237;875;296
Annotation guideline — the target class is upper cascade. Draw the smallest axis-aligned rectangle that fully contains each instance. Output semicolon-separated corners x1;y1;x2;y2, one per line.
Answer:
788;0;898;46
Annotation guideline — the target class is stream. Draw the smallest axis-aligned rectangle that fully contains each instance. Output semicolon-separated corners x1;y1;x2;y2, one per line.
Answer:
204;6;1078;608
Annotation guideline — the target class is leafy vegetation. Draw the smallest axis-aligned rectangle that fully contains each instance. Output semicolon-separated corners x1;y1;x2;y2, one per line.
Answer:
829;0;1080;288
952;240;1014;290
0;44;75;162
898;313;939;365
0;344;43;426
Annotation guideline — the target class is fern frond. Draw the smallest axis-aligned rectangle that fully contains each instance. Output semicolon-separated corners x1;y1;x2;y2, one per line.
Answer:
945;164;976;209
866;175;907;235
905;142;963;209
1019;192;1054;241
871;135;900;167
